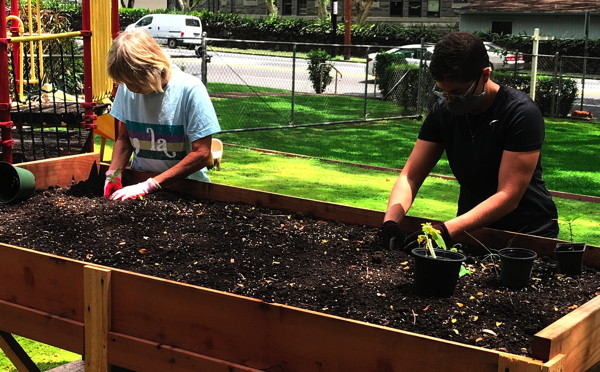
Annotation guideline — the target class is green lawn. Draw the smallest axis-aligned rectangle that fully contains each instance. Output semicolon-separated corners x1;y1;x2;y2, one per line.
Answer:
0;336;79;371
207;82;414;129
216;118;600;197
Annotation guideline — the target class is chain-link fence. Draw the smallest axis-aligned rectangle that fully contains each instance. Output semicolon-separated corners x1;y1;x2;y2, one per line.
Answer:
167;40;600;131
169;39;430;133
491;52;600;120
7;38;598;163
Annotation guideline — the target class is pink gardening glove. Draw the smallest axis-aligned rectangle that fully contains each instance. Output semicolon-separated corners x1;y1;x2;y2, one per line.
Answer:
104;169;123;198
109;178;161;201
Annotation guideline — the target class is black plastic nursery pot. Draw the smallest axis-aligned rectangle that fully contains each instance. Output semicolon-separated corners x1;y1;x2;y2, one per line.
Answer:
554;242;587;275
498;248;537;289
0;161;36;204
411;248;467;297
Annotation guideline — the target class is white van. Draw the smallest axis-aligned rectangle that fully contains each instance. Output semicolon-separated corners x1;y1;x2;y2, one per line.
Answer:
125;14;203;50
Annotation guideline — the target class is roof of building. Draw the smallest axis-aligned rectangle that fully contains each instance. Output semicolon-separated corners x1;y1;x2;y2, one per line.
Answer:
459;0;600;14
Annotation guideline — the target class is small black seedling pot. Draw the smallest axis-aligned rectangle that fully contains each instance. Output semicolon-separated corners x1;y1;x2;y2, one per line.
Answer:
498;248;537;289
411;248;466;297
554;243;587;275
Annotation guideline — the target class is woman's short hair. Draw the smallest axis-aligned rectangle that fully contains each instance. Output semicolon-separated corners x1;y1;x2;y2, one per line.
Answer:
429;32;489;83
107;29;172;93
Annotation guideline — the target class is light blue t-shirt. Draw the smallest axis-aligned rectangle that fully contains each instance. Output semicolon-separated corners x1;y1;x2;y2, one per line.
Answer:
110;66;220;182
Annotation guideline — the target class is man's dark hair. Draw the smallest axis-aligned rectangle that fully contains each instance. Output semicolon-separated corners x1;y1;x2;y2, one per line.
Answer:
429;32;489;82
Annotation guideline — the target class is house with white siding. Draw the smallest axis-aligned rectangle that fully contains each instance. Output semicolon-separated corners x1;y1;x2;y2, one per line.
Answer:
458;0;600;38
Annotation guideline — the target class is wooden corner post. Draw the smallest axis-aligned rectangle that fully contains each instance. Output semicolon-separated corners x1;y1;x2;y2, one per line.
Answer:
84;265;112;372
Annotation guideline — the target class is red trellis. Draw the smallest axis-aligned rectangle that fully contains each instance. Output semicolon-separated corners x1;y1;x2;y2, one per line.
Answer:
0;0;119;163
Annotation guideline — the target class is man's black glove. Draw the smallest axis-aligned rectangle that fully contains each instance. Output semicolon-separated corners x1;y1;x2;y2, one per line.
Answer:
381;220;404;250
403;222;451;252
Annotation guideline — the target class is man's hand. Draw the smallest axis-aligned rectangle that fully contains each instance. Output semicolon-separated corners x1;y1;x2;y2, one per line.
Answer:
109;178;161;201
104;169;123;198
381;220;405;250
403;222;451;252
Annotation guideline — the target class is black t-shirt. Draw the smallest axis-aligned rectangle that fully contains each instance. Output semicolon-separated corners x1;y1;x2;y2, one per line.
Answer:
418;85;558;237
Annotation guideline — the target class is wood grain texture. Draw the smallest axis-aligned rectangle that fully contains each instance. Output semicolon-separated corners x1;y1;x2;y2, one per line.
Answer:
533;296;600;371
17;153;100;189
84;266;111;372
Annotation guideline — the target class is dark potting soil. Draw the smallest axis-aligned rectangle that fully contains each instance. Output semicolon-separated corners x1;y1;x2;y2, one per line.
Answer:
1;179;598;357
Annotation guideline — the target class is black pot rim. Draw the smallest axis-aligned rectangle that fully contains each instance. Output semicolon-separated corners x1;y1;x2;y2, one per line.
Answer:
554;242;587;253
498;248;537;260
411;247;466;262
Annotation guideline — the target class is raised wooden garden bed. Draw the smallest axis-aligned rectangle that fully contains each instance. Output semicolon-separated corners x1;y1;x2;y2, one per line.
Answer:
1;153;599;372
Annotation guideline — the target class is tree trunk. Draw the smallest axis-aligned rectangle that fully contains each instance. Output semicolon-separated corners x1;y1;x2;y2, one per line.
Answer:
316;0;330;22
265;0;278;16
353;0;373;25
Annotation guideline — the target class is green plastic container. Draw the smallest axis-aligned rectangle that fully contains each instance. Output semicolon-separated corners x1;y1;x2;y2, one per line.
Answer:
0;161;36;204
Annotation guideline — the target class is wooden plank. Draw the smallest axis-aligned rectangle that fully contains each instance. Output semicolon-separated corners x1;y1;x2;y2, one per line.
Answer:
17;153;100;189
0;243;84;322
84;266;111;372
0;299;83;354
532;295;600;372
122;170;389;229
107;333;262;372
498;353;564;372
107;268;502;372
0;331;41;372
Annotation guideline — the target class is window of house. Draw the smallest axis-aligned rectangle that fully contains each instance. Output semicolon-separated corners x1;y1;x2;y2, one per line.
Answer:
491;21;513;35
427;0;439;17
408;0;421;17
281;0;292;15
297;0;307;15
390;0;403;16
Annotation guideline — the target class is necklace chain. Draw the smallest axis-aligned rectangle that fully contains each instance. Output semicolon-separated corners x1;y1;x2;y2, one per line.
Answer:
465;115;476;144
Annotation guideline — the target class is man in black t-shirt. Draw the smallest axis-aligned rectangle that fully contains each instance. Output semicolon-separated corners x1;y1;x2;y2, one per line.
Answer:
381;32;558;250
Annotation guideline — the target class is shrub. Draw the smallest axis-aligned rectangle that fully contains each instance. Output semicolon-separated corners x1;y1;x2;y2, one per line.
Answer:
535;76;578;117
307;49;333;94
492;71;577;117
374;51;407;80
379;64;435;114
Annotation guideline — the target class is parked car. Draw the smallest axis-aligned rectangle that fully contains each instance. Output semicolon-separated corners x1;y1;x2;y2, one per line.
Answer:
367;42;525;76
125;14;203;55
367;44;434;76
484;42;525;71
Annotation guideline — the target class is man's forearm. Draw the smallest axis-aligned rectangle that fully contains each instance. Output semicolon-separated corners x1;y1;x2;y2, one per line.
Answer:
383;174;419;223
445;191;518;238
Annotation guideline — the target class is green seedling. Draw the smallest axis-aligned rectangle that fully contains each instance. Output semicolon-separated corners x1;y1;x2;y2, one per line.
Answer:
556;215;581;243
107;168;121;184
418;222;446;258
418;223;472;277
